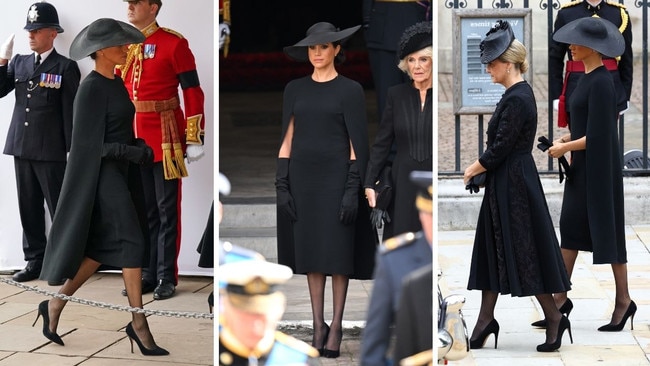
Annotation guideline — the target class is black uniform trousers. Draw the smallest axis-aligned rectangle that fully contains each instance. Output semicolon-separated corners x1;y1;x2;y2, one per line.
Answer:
14;157;65;268
140;161;180;285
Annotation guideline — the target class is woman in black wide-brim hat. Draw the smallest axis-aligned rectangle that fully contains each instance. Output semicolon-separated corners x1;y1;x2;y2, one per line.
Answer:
276;22;377;358
463;20;572;352
38;18;169;356
546;16;635;333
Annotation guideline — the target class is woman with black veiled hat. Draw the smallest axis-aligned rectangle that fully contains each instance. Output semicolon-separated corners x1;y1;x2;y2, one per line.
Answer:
363;20;433;239
37;18;168;356
276;22;377;358
463;20;572;352
545;16;635;333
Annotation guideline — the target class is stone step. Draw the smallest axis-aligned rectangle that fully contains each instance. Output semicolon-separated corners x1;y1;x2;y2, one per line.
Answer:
219;227;277;261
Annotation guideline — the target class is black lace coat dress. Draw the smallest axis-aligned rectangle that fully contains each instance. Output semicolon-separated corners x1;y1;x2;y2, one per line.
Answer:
467;81;571;297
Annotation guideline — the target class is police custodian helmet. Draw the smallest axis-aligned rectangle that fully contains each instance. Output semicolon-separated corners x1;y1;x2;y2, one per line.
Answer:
24;2;64;33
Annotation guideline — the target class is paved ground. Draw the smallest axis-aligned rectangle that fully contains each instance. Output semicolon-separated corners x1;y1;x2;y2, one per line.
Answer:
438;226;650;366
0;273;213;365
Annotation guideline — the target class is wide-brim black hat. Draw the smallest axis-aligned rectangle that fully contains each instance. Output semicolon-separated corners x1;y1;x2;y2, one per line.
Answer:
397;21;433;60
552;16;624;58
24;2;64;33
69;18;145;61
283;22;361;62
480;20;515;64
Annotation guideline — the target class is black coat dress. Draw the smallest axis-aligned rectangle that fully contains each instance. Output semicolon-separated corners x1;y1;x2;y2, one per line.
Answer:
467;81;571;296
40;72;148;283
276;75;377;279
364;82;433;238
559;66;626;264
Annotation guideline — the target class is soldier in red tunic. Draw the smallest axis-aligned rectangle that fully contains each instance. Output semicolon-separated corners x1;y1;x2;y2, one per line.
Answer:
118;0;206;300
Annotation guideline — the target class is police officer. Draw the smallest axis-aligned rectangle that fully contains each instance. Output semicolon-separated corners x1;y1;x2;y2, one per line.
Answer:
0;2;80;282
550;0;632;128
362;0;430;121
118;0;207;300
219;260;320;366
360;170;433;366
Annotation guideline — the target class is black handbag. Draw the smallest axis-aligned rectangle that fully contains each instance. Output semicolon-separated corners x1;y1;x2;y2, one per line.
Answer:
465;172;486;194
370;165;393;228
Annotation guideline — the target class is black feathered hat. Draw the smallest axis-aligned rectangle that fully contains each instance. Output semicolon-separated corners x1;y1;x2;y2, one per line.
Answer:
480;20;515;64
397;21;433;60
552;16;624;58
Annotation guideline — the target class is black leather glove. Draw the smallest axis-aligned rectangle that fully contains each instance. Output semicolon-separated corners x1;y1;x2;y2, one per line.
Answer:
537;136;572;183
370;208;391;229
275;158;297;221
102;139;153;165
339;160;360;225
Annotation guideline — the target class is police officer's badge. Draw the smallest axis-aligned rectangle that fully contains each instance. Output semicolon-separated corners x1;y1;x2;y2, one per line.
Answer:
27;5;39;23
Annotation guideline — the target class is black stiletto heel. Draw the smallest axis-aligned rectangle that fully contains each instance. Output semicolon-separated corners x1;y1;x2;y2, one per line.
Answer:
312;323;329;356
598;300;637;332
469;319;499;349
125;322;170;356
208;291;214;314
531;298;573;328
322;327;342;358
537;315;572;352
33;300;64;346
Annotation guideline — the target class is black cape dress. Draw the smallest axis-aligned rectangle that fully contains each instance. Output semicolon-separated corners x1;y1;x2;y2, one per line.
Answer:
40;72;148;283
559;66;626;264
467;81;571;296
276;75;377;280
364;82;433;238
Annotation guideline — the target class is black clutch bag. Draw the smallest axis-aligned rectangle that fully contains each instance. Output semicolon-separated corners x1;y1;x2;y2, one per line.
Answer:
465;172;486;194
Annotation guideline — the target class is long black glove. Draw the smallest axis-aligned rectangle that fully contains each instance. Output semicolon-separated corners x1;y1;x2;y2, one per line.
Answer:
339;160;360;225
275;158;297;221
102;138;153;165
537;136;572;183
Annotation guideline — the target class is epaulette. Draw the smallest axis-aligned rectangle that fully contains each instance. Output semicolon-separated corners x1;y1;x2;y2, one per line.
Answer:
605;0;626;9
560;0;581;9
274;331;320;358
162;27;185;39
380;232;418;254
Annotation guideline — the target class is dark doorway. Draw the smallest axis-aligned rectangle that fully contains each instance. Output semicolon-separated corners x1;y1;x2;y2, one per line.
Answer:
220;0;371;91
228;0;363;54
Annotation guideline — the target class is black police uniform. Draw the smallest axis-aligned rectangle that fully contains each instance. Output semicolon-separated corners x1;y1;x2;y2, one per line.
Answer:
362;0;429;121
0;2;80;280
549;0;632;124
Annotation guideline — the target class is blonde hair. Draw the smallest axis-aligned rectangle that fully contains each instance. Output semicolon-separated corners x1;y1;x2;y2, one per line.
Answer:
498;39;528;73
398;46;433;76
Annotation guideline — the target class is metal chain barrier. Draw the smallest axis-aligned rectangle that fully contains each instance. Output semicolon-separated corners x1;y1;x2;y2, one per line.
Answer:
0;277;213;320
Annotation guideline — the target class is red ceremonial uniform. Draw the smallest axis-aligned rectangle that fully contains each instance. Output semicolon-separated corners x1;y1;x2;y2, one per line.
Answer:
118;21;205;179
116;21;205;287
